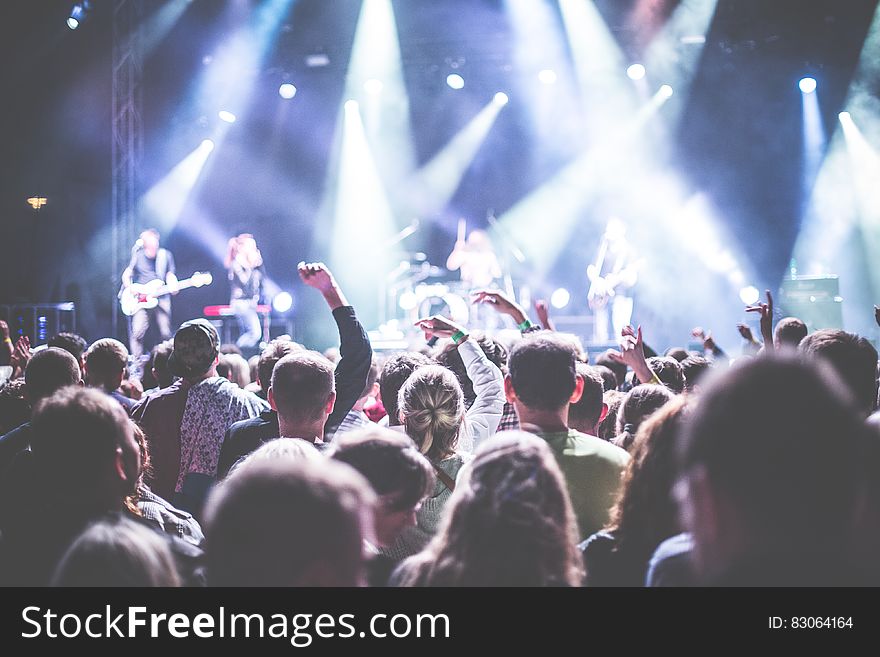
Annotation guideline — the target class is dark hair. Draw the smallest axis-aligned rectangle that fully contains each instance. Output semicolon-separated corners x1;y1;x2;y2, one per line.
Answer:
664;347;689;362
257;339;302;390
359;358;381;401
595;397;689;586
149;340;175;389
798;329;878;416
568;364;606;433
434;334;507;408
52;516;180;587
0;378;31;434
774;316;807;350
24;347;81;402
330;428;434;511
85;339;129;390
47;332;88;365
636;356;684;394
270;352;335;422
30;386;137;511
595;351;627;391
680;355;865;549
379;352;432;426
614;384;676;451
591;365;618;392
680;355;711;392
598;390;625;442
204;459;375;586
394;432;583;587
508;333;578;411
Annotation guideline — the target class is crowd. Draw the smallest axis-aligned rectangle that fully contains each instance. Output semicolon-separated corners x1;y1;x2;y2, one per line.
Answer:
1;268;879;587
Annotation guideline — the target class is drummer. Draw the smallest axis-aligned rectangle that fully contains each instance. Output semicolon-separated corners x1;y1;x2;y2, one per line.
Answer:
446;221;503;331
446;222;502;290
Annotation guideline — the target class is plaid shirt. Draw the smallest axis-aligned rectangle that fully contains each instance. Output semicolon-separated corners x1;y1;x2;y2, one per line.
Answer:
497;402;520;432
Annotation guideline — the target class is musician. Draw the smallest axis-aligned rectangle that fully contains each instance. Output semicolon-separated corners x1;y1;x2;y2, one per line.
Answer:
122;228;177;362
588;218;640;344
225;233;265;351
447;225;503;331
446;227;502;290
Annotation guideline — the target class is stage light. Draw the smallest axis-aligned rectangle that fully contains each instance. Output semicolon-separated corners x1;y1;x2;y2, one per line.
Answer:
398;290;418;311
272;292;293;313
446;73;465;90
67;2;88;30
364;78;383;94
739;286;760;305
799;77;817;94
659;84;674;98
218;110;236;123
538;69;557;85
27;197;48;210
278;83;297;99
494;92;509;106
838;111;851;123
344;99;359;113
550;288;571;309
627;63;646;80
201;139;215;151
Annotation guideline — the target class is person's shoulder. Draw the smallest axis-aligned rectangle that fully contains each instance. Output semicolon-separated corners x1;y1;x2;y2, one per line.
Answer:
566;429;630;465
132;381;185;413
0;421;31;444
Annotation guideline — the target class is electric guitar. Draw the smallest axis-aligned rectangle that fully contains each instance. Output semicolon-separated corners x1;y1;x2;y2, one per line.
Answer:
119;272;213;316
587;260;644;310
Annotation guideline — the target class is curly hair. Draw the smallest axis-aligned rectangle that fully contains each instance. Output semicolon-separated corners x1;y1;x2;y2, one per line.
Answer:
398;365;464;461
395;431;584;586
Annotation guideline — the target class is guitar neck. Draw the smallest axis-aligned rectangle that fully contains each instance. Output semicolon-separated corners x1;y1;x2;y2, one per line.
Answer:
153;277;199;296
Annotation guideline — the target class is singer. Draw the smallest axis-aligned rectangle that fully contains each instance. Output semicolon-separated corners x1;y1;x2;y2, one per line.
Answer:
225;233;265;352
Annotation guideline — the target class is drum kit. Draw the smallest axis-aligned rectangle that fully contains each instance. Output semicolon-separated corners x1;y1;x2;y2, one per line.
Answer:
385;253;472;327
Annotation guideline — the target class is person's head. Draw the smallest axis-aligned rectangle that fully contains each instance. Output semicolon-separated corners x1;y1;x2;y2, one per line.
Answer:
774;316;807;351
52;516;180;587
168;319;220;381
614;384;676;451
84;338;129;392
606;397;690;566
680;355;711;393
592;365;618;392
664;347;689;362
379;352;432;427
257;339;303;392
247;355;259;386
149;340;175;389
595;350;626;391
396;431;583;587
24;347;81;404
30;387;139;513
597;390;625;442
218;353;250;388
330;428;434;548
677;356;866;581
434;334;507;408
227;437;322;478
0;378;31;433
358;357;382;403
466;229;492;251
47;332;88;371
204;459;376;586
568;364;607;436
506;333;584;417
398;365;464;461
140;228;160;257
636;356;685;394
219;343;243;356
269;352;336;433
799;329;878;416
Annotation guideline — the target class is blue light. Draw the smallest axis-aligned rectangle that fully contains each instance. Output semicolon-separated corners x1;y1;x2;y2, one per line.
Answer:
799;77;817;94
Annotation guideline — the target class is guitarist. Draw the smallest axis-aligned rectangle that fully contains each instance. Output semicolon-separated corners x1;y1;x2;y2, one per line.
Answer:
122;228;178;362
587;218;639;344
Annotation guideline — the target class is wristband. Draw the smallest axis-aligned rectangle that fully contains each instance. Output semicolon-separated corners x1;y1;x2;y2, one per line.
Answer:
451;330;467;345
517;319;533;332
3;337;12;345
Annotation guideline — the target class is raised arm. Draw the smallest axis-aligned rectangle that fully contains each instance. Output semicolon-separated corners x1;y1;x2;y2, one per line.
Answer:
414;315;505;449
471;288;539;333
298;262;372;430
